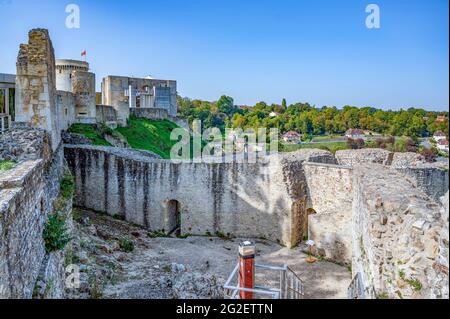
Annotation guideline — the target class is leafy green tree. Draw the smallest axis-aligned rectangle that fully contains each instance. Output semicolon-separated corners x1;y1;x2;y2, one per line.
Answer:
217;95;235;115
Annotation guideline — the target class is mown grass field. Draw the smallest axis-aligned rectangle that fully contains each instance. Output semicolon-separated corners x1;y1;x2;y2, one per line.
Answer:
280;141;348;154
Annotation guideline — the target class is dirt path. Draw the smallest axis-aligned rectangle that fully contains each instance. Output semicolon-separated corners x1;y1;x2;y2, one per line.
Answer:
70;209;351;299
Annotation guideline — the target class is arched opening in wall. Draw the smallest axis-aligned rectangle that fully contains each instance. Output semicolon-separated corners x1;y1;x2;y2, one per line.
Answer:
166;200;181;235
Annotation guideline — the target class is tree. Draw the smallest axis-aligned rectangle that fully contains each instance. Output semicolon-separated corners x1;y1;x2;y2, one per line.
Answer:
282;98;287;109
217;95;235;115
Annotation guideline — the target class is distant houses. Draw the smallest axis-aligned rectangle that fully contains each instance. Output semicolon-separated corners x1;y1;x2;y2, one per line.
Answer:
345;129;365;140
436;115;447;123
437;139;449;153
433;131;447;142
433;131;449;153
269;111;280;118
282;131;302;144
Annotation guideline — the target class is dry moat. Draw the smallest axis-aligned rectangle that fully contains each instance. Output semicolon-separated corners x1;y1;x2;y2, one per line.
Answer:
68;209;351;299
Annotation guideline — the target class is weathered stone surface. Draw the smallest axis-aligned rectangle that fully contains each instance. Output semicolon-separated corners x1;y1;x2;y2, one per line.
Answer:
173;272;224;299
61;131;92;145
64;146;334;248
0;125;51;162
351;165;447;299
0;145;68;298
336;148;393;166
336;148;449;201
15;29;61;151
303;162;353;264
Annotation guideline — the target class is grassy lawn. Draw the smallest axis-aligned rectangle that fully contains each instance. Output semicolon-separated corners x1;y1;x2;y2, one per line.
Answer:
0;160;16;171
116;118;183;159
67;118;189;159
281;141;348;154
68;124;111;146
310;134;344;142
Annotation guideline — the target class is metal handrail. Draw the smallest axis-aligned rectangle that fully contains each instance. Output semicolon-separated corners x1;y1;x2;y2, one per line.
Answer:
223;262;304;299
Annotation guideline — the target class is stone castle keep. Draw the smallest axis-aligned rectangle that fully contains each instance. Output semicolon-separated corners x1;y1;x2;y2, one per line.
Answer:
0;29;449;299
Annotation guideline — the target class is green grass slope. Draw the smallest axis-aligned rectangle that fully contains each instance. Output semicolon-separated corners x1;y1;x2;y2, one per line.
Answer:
116;118;182;159
68;124;112;146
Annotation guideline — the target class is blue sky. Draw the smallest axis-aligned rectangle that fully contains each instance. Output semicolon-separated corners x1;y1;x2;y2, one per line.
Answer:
0;0;448;111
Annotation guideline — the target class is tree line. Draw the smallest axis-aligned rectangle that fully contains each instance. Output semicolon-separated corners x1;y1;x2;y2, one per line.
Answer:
177;95;449;140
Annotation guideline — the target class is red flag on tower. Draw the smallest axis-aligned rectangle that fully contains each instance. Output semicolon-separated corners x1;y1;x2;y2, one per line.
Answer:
81;50;87;57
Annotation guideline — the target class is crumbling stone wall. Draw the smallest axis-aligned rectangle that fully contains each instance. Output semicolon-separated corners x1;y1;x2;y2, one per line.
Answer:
130;107;169;120
0;125;51;162
14;29;60;151
57;91;76;132
71;71;96;124
64;146;334;247
0;129;69;298
303;163;354;264
351;165;447;299
96;105;117;125
336;149;449;201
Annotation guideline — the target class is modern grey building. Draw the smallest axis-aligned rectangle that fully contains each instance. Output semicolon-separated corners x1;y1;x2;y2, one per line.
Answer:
0;73;15;133
101;75;177;125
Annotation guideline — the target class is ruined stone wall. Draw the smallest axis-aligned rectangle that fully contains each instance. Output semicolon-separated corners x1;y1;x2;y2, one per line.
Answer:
0;131;68;298
351;165;447;299
64;146;335;247
396;167;449;201
336;148;393;166
96;105;117;124
15;29;60;151
130;107;169;120
303;163;354;264
336;148;449;201
57;91;76;132
71;71;96;124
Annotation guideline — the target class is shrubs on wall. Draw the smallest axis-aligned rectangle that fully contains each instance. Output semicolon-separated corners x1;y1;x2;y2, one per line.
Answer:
60;174;74;200
0;160;16;171
43;173;74;253
43;213;71;253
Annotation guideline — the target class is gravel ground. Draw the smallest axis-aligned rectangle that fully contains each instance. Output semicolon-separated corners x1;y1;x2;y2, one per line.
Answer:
69;209;351;299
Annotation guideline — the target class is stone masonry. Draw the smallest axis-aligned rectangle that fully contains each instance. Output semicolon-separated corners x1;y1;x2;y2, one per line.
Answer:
15;29;60;151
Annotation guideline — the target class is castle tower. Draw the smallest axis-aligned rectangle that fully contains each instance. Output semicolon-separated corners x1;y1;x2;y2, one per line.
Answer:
56;59;96;123
15;28;61;150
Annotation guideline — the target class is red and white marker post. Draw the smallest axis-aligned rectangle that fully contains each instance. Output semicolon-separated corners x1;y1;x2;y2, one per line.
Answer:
238;241;255;299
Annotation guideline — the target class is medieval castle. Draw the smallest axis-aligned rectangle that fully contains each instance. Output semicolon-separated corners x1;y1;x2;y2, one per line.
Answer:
0;29;448;300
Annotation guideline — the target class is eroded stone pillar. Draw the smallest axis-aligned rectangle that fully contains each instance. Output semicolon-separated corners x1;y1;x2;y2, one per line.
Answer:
15;28;60;150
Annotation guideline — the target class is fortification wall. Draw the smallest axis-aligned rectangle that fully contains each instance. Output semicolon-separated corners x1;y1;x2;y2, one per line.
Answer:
351;165;447;299
64;146;335;247
336;148;449;201
71;71;96;124
303;163;354;264
57;91;76;132
0;129;69;298
130;107;169;120
96;105;117;124
396;167;449;201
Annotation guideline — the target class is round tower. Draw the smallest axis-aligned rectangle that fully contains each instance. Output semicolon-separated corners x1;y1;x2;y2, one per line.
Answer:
55;59;89;92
